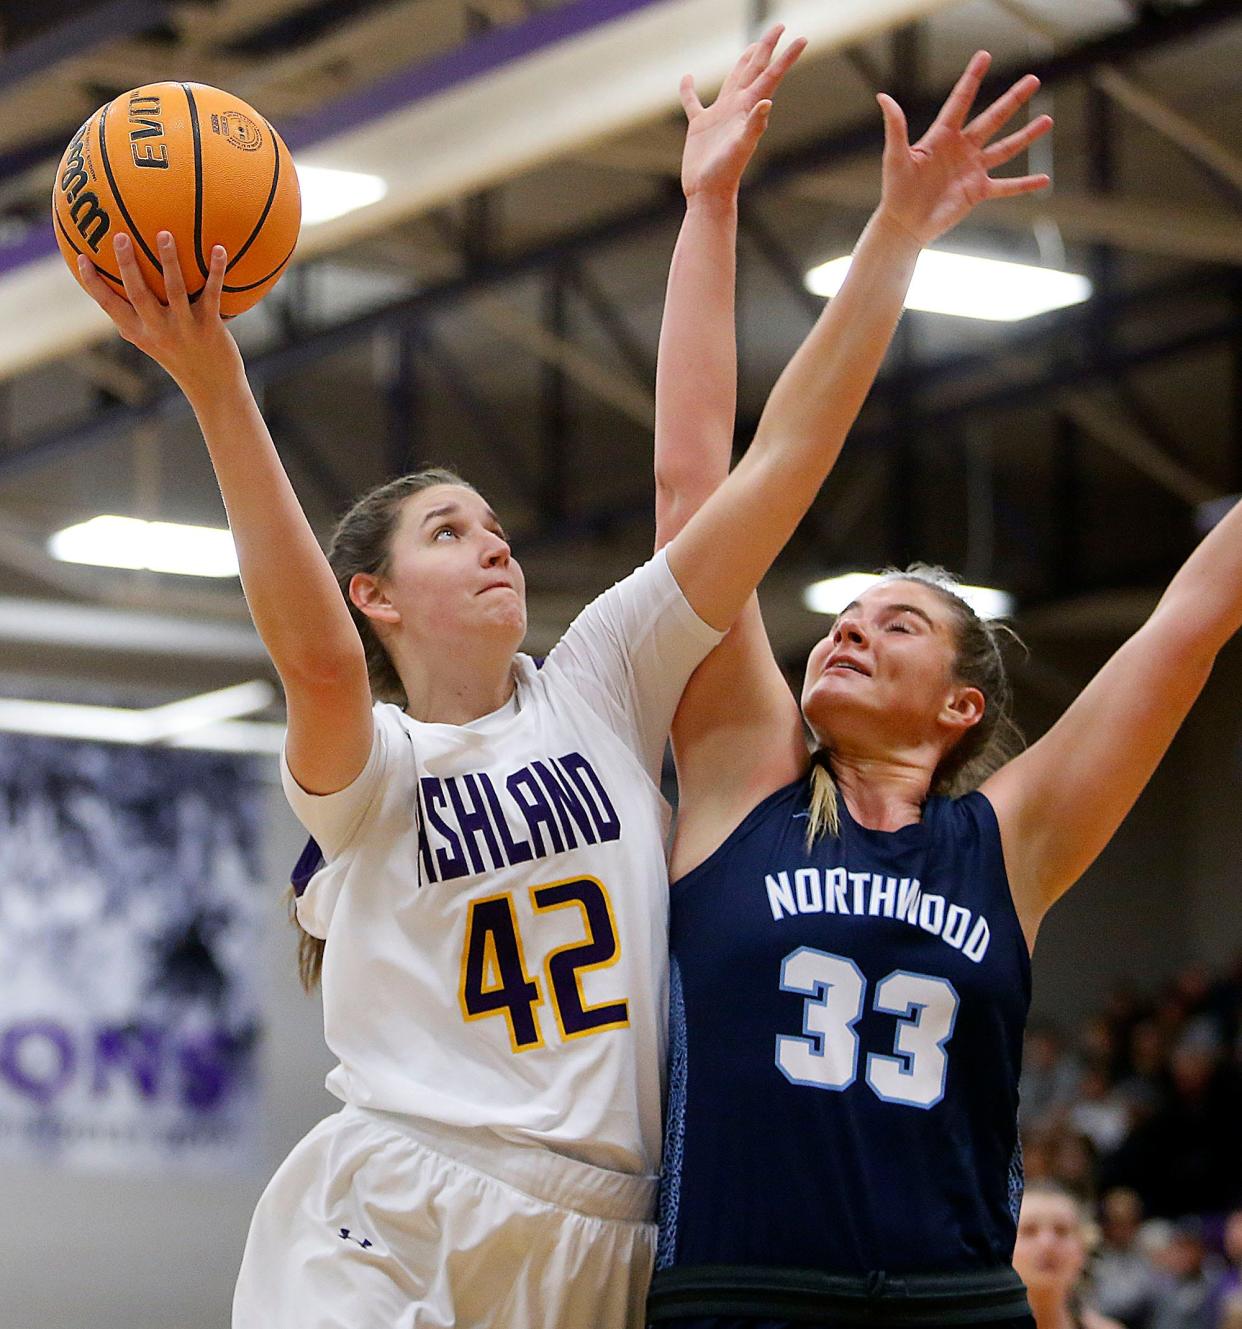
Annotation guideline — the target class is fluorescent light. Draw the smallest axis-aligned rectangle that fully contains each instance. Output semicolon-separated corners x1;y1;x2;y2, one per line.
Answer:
141;680;275;741
296;165;388;225
804;573;1014;620
805;250;1091;321
48;516;238;578
0;682;281;752
166;720;285;754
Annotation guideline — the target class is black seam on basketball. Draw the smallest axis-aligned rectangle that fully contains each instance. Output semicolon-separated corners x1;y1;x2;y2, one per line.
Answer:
227;118;281;273
222;241;294;292
182;83;209;281
55;210;125;287
97;100;163;274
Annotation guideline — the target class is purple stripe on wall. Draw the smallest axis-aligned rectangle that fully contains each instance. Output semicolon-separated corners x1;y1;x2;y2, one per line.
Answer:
1;222;60;274
1;0;671;281
282;0;670;151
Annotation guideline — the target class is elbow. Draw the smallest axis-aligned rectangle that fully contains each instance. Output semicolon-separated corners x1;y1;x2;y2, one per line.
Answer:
655;476;716;547
277;635;370;698
1145;603;1225;678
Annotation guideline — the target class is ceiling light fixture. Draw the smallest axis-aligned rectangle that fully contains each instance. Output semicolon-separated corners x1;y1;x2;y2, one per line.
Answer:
0;682;281;752
48;516;239;578
296;164;388;226
804;573;1014;620
805;250;1091;321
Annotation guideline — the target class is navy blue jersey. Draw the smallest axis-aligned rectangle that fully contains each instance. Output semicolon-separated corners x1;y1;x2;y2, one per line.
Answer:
657;778;1030;1278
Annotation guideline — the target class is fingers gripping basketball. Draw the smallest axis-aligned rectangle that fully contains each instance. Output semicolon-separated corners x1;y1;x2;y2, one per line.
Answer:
52;83;301;317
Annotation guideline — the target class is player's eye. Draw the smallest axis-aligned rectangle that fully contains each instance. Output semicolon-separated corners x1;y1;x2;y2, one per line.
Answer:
433;525;458;540
887;621;913;633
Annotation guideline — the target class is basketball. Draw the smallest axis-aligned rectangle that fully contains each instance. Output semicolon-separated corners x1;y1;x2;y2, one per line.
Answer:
52;83;301;317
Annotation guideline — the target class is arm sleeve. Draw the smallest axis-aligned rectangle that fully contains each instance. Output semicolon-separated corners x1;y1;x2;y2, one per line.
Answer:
279;704;401;859
543;547;724;784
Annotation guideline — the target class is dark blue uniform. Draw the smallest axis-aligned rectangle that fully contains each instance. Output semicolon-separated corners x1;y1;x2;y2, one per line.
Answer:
651;779;1032;1328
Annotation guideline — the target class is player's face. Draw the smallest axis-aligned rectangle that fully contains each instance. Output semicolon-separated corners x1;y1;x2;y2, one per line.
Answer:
799;580;972;755
381;485;527;649
1012;1193;1086;1296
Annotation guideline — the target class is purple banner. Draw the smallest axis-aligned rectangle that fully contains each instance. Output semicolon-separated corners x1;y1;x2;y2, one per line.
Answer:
0;735;264;1173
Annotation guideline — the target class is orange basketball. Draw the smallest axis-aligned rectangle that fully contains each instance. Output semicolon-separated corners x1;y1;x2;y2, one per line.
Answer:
52;83;301;318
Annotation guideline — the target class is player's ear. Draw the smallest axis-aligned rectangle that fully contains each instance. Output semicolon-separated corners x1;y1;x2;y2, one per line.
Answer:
941;684;984;735
350;571;399;625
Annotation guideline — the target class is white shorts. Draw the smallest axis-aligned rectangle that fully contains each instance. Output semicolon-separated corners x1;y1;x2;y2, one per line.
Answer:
232;1105;657;1329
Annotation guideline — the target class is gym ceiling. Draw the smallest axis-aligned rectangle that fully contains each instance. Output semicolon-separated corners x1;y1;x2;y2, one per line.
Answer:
0;0;1239;717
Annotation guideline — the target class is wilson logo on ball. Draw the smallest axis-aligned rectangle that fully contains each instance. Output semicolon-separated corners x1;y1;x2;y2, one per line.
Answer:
58;123;111;253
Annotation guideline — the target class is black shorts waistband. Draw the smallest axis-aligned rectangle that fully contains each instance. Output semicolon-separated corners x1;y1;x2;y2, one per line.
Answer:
647;1264;1032;1325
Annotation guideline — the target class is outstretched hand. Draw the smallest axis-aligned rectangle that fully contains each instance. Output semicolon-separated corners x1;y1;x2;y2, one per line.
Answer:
679;23;806;202
876;50;1052;247
77;232;241;397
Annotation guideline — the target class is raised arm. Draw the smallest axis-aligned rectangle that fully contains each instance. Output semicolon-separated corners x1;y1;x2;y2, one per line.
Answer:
76;234;373;795
655;25;804;540
665;53;1051;630
984;494;1242;945
654;27;811;874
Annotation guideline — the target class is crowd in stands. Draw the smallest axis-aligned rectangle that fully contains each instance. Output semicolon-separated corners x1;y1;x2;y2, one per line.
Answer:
1018;957;1242;1329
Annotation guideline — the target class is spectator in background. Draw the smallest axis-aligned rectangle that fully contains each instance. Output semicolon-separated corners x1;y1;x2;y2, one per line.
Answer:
1013;1181;1123;1329
1052;1129;1101;1204
1023;1023;1083;1130
1020;956;1242;1329
1070;1062;1131;1156
1205;959;1241;1056
1208;1211;1242;1329
1109;1021;1242;1218
1150;1217;1221;1329
1081;1016;1123;1082
1094;1188;1161;1329
1115;1019;1168;1125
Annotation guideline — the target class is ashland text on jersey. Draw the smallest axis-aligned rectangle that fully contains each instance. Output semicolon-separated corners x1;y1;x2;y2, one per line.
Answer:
415;752;621;884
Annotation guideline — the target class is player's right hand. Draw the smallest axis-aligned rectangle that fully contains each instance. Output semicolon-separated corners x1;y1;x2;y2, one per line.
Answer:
679;23;805;203
77;231;242;398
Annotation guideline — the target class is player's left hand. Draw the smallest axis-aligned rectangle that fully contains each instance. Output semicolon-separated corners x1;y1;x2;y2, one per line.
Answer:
679;23;806;202
876;50;1052;247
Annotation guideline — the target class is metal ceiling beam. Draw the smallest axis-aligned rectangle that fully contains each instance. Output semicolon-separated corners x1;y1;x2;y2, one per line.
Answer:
5;0;1242;483
0;0;179;95
792;173;1242;268
753;0;1242;186
1058;390;1221;506
996;0;1242;204
854;308;1242;446
472;294;655;430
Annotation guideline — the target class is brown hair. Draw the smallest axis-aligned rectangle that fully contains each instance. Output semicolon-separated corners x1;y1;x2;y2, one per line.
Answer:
293;466;475;991
806;564;1024;845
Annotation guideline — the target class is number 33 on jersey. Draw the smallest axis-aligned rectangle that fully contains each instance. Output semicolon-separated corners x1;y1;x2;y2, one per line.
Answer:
459;876;630;1051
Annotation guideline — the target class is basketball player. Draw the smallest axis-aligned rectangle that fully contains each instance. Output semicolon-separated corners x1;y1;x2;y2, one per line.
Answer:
647;46;1242;1329
58;27;975;1329
1013;1183;1125;1329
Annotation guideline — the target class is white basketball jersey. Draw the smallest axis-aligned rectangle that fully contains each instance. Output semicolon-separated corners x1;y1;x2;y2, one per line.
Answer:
283;551;722;1178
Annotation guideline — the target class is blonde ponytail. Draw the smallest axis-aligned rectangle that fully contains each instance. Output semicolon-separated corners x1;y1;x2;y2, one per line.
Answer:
805;749;841;847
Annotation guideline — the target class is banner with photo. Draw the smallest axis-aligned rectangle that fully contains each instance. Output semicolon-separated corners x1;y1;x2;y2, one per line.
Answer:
0;734;265;1173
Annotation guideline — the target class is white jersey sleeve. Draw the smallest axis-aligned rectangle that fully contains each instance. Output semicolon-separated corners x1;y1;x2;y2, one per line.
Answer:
280;706;414;938
279;709;404;859
542;547;723;785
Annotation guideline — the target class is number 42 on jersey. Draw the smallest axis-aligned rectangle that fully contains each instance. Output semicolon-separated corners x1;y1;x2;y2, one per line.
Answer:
459;876;629;1051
